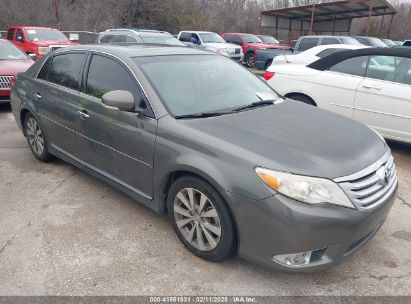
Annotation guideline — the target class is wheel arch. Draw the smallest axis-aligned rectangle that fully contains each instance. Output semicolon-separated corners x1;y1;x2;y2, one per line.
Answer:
285;92;317;106
159;167;240;253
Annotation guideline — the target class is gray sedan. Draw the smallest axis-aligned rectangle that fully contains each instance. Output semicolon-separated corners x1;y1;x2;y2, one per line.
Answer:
10;45;397;271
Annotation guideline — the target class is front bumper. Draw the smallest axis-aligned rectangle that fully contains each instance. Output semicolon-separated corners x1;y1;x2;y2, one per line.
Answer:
228;181;397;272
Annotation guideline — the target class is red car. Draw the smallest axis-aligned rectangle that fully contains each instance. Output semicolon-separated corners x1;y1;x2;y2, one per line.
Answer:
222;32;283;67
6;26;78;60
0;39;33;103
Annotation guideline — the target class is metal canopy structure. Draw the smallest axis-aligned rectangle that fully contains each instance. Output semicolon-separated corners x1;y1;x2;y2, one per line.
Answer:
260;0;397;40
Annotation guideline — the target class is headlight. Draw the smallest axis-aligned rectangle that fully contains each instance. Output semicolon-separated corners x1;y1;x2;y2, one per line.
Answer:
37;47;51;55
216;48;227;54
255;167;355;209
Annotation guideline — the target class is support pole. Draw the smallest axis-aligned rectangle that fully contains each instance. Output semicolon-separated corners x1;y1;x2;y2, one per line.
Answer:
332;13;337;35
388;14;394;37
309;4;315;35
275;16;279;38
53;0;61;30
288;18;292;44
379;9;386;37
366;4;373;36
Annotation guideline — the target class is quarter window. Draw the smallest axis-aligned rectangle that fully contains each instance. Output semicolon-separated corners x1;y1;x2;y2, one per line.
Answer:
367;56;411;85
38;57;52;80
298;38;319;51
47;53;87;90
329;56;369;77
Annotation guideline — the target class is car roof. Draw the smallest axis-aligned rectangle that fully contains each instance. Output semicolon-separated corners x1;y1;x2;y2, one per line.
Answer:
8;26;56;30
299;35;351;39
308;47;411;71
53;44;211;58
223;33;256;36
180;31;215;34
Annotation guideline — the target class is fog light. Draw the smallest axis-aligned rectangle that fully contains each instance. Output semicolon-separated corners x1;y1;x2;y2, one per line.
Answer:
272;251;312;267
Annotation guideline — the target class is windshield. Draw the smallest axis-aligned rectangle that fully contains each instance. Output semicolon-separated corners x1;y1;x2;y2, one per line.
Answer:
242;35;262;44
260;36;279;44
140;34;184;46
134;55;280;117
199;33;225;43
341;37;362;45
25;29;68;42
0;40;28;60
368;37;388;47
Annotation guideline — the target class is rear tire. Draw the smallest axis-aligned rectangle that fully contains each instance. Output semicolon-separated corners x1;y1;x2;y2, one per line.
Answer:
288;94;316;106
245;52;256;68
24;113;54;162
167;176;236;262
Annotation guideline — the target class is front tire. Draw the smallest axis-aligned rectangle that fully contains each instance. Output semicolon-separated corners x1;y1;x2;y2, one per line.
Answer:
167;176;236;262
24;113;53;162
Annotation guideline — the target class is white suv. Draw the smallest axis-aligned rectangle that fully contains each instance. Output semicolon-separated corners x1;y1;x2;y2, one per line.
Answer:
178;31;243;62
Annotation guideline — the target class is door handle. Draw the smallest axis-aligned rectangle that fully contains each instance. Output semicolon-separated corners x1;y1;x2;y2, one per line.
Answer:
35;93;42;99
362;84;382;90
77;110;90;120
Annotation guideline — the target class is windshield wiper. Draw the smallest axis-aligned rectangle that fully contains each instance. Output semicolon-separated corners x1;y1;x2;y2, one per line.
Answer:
174;111;230;119
231;100;275;112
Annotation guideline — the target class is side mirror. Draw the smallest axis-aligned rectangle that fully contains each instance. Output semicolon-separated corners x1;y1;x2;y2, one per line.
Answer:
102;90;135;112
16;36;24;42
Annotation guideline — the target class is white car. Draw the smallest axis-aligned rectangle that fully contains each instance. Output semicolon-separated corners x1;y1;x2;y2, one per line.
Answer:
271;44;367;66
177;31;243;62
266;48;411;143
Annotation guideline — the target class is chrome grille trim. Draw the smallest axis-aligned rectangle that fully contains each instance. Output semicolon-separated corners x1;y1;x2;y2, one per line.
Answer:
0;76;13;90
334;151;398;210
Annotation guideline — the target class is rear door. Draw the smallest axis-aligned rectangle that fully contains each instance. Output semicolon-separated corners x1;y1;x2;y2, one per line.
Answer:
354;55;411;142
35;51;88;158
76;53;157;200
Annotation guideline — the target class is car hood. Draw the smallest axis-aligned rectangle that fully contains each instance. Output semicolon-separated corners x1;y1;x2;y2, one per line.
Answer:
182;101;387;179
246;43;277;49
0;59;33;75
33;40;77;46
204;42;241;50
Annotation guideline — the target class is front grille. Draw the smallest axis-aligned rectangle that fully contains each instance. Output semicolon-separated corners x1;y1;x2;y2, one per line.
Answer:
0;76;13;90
334;151;397;210
235;48;241;54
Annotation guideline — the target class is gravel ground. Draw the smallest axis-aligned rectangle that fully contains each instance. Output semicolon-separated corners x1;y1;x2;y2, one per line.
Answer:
0;103;410;296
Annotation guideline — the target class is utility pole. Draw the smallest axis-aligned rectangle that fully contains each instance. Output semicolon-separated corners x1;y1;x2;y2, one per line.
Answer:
54;0;61;30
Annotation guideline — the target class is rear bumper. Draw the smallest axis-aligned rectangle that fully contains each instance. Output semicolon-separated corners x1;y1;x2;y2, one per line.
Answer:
0;90;11;103
228;181;397;272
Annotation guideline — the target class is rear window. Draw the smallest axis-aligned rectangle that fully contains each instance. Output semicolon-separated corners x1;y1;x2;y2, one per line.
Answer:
298;38;319;51
321;38;340;45
317;48;348;58
7;29;15;40
179;32;192;42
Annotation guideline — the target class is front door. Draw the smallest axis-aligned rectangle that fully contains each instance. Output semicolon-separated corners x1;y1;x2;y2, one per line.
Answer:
77;53;157;200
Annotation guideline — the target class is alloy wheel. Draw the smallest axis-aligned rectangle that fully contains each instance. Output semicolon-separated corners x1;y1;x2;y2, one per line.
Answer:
26;117;44;156
173;188;222;251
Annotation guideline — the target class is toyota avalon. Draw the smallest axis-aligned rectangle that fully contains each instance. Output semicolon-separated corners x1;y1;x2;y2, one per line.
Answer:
10;45;398;271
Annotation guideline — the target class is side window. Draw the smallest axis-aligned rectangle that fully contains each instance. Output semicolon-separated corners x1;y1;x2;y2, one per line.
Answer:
329;56;369;77
86;55;150;113
298;38;319;51
403;41;411;47
99;35;113;43
48;53;87;90
125;36;138;42
367;56;411;85
7;29;15;41
321;38;340;45
16;30;24;42
179;32;192;42
37;57;52;80
355;38;368;46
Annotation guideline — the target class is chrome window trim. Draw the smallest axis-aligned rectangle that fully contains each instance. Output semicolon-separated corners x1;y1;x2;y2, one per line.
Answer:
34;48;157;120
